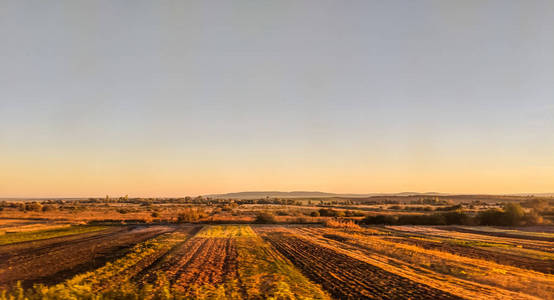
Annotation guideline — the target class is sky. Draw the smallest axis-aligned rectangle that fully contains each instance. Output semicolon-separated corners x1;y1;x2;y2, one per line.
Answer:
1;1;553;197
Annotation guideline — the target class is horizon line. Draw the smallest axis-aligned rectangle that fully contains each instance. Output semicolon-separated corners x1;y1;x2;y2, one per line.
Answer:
2;191;554;199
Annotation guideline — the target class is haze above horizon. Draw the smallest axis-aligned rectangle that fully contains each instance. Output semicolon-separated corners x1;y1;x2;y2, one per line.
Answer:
1;1;553;197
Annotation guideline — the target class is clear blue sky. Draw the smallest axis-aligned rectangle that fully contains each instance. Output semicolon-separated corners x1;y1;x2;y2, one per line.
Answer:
1;1;553;197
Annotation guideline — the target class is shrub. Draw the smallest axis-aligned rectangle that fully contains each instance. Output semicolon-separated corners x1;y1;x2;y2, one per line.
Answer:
335;211;346;218
318;208;335;216
442;211;472;225
397;214;445;225
435;204;463;211
477;203;528;226
41;205;57;212
324;219;360;230
255;212;277;224
523;211;544;225
503;203;525;225
477;209;504;225
294;217;309;223
176;207;205;223
362;215;397;225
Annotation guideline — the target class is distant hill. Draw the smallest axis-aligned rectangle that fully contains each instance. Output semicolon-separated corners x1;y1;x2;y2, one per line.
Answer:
205;191;449;199
507;193;554;197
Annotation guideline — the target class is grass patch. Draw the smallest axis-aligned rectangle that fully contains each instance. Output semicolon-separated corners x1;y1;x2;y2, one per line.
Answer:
0;225;108;245
447;239;512;248
236;233;330;299
194;225;257;238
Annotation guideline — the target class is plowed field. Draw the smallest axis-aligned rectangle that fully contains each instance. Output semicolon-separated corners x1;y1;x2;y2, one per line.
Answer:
1;224;551;300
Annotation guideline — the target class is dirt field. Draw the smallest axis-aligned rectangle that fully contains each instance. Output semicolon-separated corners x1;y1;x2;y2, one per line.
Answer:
139;236;237;289
0;224;552;299
383;234;553;273
0;225;172;288
259;230;461;299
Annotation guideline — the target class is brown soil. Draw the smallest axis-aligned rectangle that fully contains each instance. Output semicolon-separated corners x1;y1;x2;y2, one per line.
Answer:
138;236;239;292
261;232;462;300
0;225;173;288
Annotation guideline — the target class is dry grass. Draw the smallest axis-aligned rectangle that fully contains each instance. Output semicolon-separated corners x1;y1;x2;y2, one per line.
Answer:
323;219;361;230
291;226;554;300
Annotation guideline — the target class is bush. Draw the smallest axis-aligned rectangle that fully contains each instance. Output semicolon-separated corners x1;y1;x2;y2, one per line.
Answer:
344;210;365;217
397;214;445;225
503;203;525;225
335;211;346;218
255;212;277;224
477;203;527;226
294;217;309;223
318;208;335;217
362;215;397;225
436;204;463;211
41;205;57;212
176;207;205;223
477;209;504;225
310;211;320;217
442;211;472;225
523;211;544;225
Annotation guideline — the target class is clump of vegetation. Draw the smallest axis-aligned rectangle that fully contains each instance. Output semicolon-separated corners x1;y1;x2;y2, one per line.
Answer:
176;207;207;223
362;203;546;226
317;208;340;217
323;219;361;230
478;203;541;226
255;212;277;224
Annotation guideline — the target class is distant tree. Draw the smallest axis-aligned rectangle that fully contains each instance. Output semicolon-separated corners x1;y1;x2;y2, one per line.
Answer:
522;199;549;213
443;211;472;225
503;203;525;225
523;211;544;225
477;209;504;225
362;215;397;225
